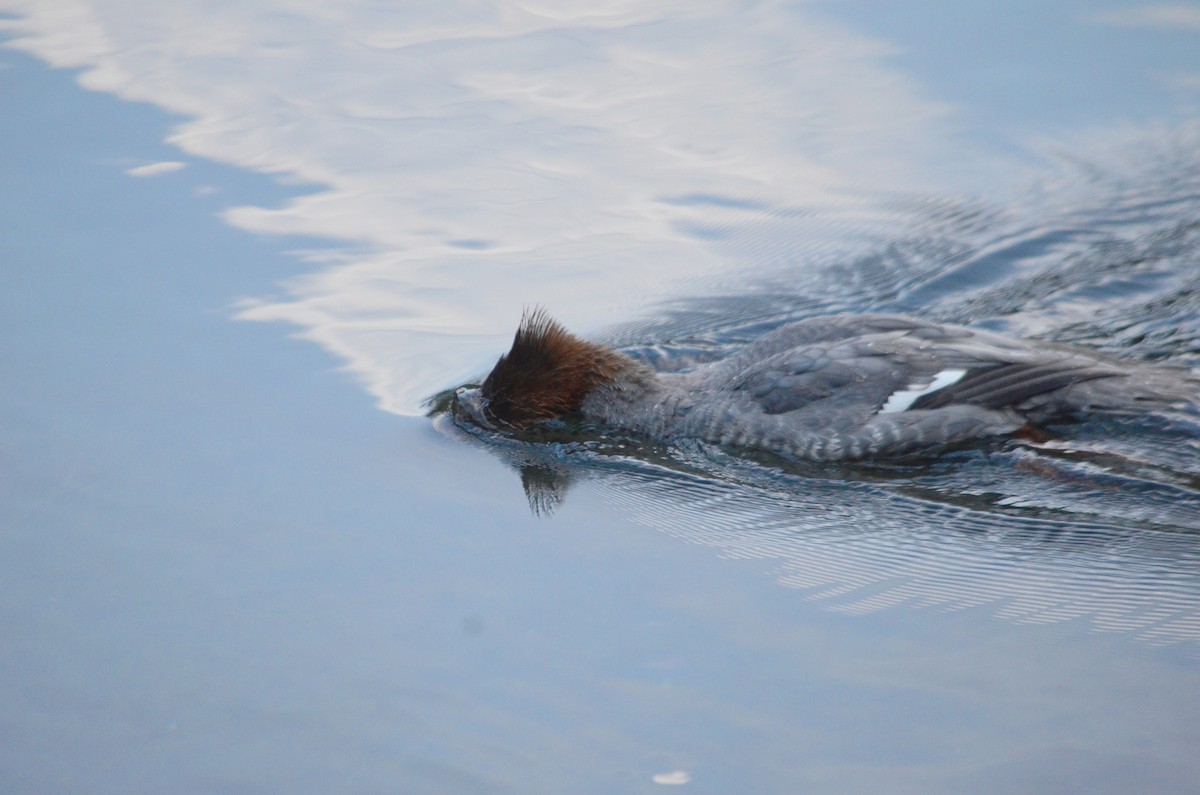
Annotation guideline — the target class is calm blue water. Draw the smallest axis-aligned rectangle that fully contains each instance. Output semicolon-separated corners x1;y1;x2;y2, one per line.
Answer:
2;3;1200;793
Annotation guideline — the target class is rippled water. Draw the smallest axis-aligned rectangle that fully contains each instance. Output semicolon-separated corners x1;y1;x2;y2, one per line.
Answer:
4;1;1200;792
442;123;1200;644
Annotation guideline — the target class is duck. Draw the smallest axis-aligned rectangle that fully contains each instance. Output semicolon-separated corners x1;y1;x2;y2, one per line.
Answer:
455;309;1198;461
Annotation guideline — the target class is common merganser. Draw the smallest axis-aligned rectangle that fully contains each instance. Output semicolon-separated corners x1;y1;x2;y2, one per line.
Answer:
455;309;1198;461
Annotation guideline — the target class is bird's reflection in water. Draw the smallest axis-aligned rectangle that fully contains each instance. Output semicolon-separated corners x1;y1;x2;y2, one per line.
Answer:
432;403;1200;648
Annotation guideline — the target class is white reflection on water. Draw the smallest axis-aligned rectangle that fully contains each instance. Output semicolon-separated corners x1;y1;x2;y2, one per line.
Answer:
0;0;978;414
126;160;187;177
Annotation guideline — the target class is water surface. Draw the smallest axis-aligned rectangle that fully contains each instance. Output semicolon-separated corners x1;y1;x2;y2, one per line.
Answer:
2;2;1200;793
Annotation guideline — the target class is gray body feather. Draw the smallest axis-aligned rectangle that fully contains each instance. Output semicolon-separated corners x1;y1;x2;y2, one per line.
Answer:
581;314;1198;461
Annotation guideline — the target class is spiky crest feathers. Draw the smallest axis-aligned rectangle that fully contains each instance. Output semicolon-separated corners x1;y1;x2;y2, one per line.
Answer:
480;309;628;428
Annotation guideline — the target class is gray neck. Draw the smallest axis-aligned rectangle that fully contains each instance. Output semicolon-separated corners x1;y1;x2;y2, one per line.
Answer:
579;361;685;435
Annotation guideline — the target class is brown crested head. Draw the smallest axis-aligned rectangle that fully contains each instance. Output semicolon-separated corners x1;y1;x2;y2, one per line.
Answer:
480;308;626;429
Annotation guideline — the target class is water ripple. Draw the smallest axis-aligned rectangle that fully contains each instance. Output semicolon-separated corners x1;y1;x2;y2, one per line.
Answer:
438;411;1200;648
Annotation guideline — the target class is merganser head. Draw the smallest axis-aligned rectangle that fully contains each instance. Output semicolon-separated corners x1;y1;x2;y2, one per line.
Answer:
475;308;627;429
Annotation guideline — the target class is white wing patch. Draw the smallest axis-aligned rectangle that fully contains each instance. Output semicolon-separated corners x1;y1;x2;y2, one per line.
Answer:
880;368;968;413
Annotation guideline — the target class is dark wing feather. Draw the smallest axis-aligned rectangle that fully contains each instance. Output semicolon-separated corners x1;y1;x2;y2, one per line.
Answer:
911;361;1116;410
731;343;922;416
